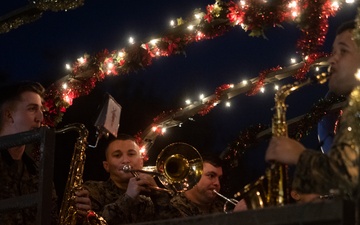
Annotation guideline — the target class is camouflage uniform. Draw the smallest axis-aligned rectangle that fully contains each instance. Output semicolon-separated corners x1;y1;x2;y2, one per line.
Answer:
0;148;58;225
83;179;180;225
293;96;360;199
170;192;224;217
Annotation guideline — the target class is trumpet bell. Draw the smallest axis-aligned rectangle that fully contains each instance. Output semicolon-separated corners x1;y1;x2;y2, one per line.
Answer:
156;142;203;192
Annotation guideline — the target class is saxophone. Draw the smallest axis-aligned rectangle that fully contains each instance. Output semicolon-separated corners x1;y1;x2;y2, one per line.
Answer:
267;73;329;206
56;123;107;225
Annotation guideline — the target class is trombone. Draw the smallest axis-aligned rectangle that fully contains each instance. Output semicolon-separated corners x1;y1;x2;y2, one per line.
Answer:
122;142;203;194
213;190;238;206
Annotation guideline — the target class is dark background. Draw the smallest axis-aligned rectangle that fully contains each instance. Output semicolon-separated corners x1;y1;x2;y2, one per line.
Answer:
0;1;358;199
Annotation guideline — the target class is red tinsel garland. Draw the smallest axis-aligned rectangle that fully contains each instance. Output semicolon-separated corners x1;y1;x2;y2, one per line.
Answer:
41;0;340;128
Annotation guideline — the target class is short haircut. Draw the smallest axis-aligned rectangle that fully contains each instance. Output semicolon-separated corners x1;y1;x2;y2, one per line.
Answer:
202;153;223;168
0;81;45;107
0;81;45;129
336;20;356;35
103;133;139;158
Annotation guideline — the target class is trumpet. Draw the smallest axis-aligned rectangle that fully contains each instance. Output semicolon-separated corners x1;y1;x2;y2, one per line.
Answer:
123;142;203;194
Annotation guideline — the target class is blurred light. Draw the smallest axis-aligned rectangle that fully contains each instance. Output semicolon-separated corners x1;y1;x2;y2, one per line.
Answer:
77;57;85;64
199;94;204;100
187;25;194;30
185;99;191;105
355;69;360;81
152;126;157;132
118;51;125;57
129;36;134;44
225;102;231;107
139;146;146;154
170;20;175;26
315;67;319;71
229;84;234;88
150;39;158;45
345;0;355;3
242;80;248;85
65;64;71;70
161;128;167;134
274;85;279;90
290;58;296;64
107;62;114;69
62;83;68;90
194;13;201;19
260;87;265;93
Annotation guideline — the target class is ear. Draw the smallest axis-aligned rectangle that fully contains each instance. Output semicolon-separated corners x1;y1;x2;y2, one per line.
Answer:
3;109;14;123
290;190;301;201
103;161;109;173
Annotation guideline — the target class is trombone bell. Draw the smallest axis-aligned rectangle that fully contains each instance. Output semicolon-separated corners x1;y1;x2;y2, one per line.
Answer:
156;142;203;192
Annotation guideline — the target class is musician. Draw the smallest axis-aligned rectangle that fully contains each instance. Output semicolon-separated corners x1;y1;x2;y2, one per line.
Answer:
83;134;180;225
170;153;247;216
0;81;91;224
265;20;360;199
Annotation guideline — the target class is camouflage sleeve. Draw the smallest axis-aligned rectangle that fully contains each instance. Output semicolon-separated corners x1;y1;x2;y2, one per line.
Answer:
150;191;183;220
102;194;155;225
295;99;360;198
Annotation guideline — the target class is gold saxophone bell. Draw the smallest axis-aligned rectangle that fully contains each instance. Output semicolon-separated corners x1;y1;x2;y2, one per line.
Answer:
122;142;203;194
233;176;267;210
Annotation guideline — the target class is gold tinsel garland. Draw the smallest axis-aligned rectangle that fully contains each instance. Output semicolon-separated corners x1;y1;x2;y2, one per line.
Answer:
0;0;84;34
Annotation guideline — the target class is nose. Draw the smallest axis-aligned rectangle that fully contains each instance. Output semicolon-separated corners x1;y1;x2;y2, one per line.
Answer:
35;110;44;123
213;177;220;187
328;52;337;67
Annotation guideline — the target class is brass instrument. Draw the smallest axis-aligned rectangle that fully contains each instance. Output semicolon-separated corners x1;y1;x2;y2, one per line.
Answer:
56;123;107;225
234;176;267;209
122;142;203;194
267;73;329;206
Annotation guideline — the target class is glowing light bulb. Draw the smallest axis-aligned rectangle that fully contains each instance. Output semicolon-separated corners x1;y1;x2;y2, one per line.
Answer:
65;64;71;70
290;58;296;64
150;39;158;45
315;67;319;71
225;102;231;107
355;69;360;81
260;87;265;93
170;20;175;26
185;99;191;105
139;147;146;154
107;62;114;69
274;85;279;90
77;57;85;64
129;37;134;44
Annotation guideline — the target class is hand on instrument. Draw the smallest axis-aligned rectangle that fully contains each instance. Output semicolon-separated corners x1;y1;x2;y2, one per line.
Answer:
265;136;306;165
233;199;247;212
126;173;158;198
74;189;92;216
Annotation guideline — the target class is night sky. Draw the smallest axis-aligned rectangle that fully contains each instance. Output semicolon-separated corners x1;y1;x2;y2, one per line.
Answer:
1;1;359;197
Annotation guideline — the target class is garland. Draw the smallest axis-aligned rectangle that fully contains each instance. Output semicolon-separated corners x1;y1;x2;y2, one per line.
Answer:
39;0;341;127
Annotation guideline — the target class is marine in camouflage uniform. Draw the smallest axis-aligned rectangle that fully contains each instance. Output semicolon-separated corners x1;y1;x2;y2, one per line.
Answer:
170;192;224;216
0;146;58;225
293;92;360;199
83;179;181;225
